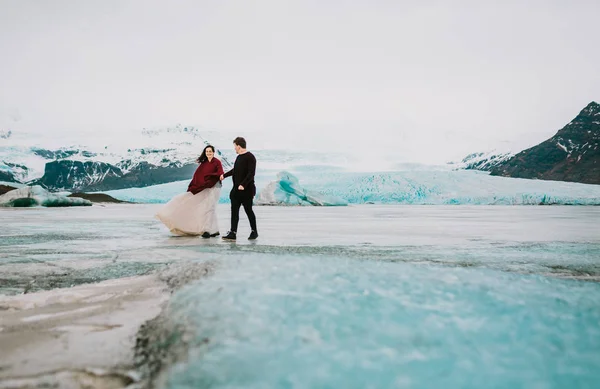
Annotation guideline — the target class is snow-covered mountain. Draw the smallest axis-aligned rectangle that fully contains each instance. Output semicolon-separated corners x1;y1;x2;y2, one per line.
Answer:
1;124;365;192
4;101;599;193
453;102;600;186
489;101;600;185
450;151;514;171
0;125;236;191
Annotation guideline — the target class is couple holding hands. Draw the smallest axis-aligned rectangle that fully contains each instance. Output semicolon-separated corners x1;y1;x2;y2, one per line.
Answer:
156;137;258;241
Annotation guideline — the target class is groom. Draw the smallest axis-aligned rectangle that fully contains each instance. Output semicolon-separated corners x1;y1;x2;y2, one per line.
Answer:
220;137;258;240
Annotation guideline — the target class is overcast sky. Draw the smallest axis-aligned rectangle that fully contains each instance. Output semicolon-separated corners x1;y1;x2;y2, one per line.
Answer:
1;0;599;163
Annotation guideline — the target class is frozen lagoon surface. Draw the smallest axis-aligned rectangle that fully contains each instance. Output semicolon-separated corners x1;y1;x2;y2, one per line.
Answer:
2;204;600;388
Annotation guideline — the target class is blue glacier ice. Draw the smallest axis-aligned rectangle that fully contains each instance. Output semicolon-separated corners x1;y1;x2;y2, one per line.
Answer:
299;169;600;205
256;171;348;206
0;186;92;207
103;167;600;205
159;210;600;389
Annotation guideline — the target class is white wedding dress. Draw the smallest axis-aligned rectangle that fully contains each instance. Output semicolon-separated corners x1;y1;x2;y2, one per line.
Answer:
155;183;222;236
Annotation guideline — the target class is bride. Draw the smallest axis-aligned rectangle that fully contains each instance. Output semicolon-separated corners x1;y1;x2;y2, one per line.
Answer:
156;145;224;237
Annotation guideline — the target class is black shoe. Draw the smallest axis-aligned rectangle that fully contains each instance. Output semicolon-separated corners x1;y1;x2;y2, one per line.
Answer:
201;232;211;238
248;230;258;240
210;232;220;237
222;231;236;241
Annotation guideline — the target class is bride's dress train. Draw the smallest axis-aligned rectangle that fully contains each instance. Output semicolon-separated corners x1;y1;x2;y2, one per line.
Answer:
155;184;221;236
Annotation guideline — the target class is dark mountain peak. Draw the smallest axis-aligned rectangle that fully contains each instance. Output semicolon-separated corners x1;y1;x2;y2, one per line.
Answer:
562;101;600;131
581;101;600;117
556;101;600;139
488;101;600;185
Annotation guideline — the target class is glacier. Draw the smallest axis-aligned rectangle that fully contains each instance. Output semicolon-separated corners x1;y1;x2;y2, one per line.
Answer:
101;167;600;206
299;169;600;205
0;186;92;207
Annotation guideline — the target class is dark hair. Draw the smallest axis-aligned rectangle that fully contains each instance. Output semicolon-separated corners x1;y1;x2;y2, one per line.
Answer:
197;145;215;163
233;137;246;149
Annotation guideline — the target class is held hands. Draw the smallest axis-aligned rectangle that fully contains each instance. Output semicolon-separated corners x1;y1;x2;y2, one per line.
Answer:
218;173;243;190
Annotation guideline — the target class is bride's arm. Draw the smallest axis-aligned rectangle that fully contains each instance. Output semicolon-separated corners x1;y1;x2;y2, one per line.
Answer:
212;159;225;177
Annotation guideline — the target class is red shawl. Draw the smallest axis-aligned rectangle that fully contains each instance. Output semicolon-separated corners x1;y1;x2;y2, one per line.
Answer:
187;158;224;195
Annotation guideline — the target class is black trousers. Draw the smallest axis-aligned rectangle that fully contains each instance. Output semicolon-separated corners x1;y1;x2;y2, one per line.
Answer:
230;191;257;233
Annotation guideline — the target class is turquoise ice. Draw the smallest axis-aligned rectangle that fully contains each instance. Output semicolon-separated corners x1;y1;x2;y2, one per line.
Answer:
2;204;599;388
103;168;600;205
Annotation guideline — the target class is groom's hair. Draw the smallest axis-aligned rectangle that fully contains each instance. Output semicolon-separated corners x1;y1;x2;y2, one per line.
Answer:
233;137;246;148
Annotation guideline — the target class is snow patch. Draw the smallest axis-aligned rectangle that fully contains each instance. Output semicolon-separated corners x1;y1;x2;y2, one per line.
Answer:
556;142;568;153
451;150;513;171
